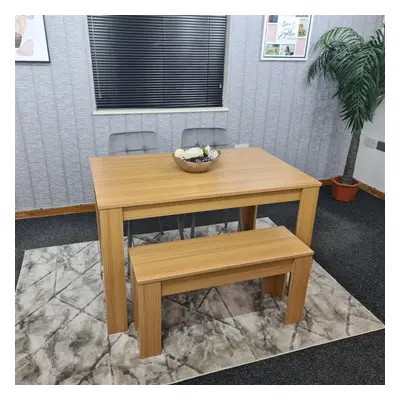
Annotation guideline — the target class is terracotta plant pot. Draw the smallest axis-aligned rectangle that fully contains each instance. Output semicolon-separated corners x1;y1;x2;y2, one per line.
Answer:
331;176;361;202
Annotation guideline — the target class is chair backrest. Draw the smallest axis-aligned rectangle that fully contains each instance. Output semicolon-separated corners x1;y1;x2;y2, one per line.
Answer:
108;131;159;156
181;128;229;150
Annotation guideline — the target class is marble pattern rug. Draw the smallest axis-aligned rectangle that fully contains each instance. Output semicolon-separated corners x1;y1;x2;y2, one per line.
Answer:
15;218;384;384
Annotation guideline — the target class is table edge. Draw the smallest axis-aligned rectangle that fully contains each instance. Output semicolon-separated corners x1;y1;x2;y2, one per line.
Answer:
95;183;321;210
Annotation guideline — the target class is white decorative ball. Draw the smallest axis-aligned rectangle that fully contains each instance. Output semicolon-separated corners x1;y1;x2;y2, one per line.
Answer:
209;149;219;160
174;148;185;158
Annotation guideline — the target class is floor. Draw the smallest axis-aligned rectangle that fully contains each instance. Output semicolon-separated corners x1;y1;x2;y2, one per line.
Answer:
15;186;385;384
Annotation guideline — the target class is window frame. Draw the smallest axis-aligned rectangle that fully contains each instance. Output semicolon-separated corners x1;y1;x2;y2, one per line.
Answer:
87;16;231;115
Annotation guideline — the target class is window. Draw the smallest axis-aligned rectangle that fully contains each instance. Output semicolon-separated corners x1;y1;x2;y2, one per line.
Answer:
87;15;227;110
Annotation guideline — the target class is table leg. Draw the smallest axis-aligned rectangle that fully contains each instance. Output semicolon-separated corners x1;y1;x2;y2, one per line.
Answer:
285;256;312;324
99;208;128;334
138;282;162;359
283;187;320;299
295;187;319;247
241;205;258;230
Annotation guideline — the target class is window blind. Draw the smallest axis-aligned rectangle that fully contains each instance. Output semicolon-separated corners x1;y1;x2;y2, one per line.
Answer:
87;15;227;109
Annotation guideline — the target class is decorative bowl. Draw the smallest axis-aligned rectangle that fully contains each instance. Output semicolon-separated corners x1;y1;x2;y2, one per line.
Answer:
172;150;221;173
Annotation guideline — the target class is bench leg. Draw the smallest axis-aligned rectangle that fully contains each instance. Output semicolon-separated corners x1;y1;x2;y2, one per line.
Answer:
137;282;162;359
285;256;312;324
262;274;286;299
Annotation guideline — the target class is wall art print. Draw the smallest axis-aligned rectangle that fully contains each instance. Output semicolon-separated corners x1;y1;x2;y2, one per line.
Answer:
261;15;313;61
15;15;50;63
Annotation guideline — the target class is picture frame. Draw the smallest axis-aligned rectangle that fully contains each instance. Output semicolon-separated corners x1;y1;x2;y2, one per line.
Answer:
260;15;313;61
15;15;50;63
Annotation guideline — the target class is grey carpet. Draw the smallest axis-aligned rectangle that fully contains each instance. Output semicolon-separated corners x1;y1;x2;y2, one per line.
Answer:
15;186;385;384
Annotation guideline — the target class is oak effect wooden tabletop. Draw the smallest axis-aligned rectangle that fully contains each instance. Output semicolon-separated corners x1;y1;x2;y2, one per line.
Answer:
90;147;321;210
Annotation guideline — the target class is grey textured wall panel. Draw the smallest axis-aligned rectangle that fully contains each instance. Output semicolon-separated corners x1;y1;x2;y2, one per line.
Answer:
306;98;326;177
200;112;215;128
126;115;142;132
185;113;201;129
284;63;308;167
64;15;97;203
263;63;285;155
31;65;68;207
293;16;332;173
274;63;298;161
15;15;383;210
142;114;157;132
93;116;110;156
109;115;127;134
171;114;186;149
226;16;247;146
239;16;261;146
214;112;228;130
157;114;173;151
15;105;36;210
250;61;271;149
46;16;84;205
16;66;52;208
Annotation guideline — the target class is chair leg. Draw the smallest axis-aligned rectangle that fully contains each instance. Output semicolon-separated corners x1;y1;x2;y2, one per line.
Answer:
159;217;164;235
177;215;185;240
190;213;196;238
224;209;228;229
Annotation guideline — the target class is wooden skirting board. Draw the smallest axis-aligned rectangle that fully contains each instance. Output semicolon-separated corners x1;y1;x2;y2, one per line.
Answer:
15;204;95;220
15;179;384;220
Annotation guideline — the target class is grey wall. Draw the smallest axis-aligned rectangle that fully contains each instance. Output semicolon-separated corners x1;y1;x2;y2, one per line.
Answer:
15;15;383;211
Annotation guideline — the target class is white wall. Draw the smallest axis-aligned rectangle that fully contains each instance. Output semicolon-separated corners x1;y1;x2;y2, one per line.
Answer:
354;102;385;192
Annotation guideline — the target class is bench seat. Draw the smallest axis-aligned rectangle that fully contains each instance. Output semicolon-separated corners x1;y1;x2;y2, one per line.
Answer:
130;226;314;359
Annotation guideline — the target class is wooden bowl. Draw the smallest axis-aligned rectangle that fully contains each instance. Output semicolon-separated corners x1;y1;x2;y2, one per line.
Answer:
172;150;221;173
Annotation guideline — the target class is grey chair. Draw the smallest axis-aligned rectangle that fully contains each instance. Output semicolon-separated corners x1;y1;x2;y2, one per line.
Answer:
108;131;165;275
179;128;243;238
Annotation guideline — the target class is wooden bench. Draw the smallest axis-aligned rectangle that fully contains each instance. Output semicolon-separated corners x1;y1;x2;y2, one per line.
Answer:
129;226;314;359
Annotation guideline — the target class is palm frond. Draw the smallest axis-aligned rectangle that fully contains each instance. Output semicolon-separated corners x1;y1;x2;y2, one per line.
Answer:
314;27;364;52
338;43;383;131
307;24;385;134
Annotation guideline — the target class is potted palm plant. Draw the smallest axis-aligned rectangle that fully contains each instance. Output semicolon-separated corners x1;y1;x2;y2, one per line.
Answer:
307;24;385;202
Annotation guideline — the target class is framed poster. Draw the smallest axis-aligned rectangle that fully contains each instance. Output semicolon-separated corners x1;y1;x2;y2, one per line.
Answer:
260;15;313;61
15;15;50;63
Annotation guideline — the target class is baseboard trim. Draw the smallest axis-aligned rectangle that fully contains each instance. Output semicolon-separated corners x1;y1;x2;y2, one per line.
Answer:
15;204;96;220
358;183;385;200
15;179;385;220
320;179;333;186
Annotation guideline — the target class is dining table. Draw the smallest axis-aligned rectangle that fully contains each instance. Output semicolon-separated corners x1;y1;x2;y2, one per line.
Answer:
90;147;321;334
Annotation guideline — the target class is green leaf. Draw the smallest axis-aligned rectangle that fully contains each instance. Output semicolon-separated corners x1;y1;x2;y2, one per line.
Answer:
307;24;385;134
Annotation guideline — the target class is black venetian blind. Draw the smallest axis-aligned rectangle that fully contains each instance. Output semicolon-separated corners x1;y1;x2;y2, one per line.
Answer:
87;15;227;109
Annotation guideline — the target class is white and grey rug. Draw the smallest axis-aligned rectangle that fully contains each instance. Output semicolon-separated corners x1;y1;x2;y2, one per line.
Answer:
15;218;384;384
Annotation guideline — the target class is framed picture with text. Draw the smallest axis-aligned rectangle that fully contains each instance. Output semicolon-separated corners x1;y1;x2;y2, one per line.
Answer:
15;15;50;63
260;15;313;61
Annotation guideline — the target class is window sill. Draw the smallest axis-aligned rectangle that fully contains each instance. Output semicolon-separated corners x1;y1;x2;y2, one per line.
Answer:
93;107;229;116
